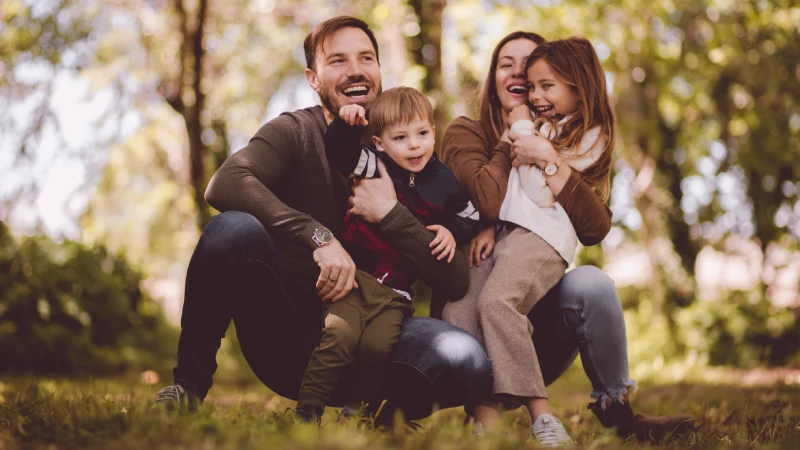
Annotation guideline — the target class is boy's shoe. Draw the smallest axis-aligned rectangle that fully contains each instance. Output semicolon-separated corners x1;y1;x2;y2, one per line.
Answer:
531;414;573;447
294;406;323;425
588;400;695;443
153;384;202;413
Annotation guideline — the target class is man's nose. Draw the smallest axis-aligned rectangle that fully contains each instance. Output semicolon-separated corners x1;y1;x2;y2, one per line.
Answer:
346;59;364;78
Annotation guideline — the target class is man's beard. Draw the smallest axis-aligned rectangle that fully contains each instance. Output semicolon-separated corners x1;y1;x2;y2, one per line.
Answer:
318;76;382;117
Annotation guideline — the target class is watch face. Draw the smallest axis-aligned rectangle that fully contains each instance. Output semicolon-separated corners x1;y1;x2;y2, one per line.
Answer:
315;227;333;244
545;163;558;176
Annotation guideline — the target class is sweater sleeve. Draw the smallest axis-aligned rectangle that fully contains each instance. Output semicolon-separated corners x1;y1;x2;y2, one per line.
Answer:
378;202;470;301
324;118;382;178
205;115;323;252
441;117;512;223
555;170;612;246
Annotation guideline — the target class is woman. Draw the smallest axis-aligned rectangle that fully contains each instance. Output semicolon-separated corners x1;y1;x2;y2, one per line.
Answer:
439;31;694;442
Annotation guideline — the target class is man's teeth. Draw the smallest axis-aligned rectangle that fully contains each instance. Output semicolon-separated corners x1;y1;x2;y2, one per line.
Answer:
343;86;368;95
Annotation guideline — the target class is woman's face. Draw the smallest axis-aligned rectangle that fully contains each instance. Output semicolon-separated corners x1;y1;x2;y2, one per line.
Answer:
494;38;539;113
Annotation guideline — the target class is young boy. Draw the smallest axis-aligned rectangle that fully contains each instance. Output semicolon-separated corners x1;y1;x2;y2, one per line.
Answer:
295;87;480;423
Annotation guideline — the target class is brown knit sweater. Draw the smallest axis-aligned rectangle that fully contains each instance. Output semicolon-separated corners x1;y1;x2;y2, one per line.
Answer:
441;116;611;246
205;105;470;300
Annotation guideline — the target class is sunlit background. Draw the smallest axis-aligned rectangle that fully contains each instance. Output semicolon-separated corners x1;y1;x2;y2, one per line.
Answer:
1;0;799;381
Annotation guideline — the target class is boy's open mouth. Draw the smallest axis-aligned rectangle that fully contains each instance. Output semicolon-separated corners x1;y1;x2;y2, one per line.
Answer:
407;156;423;165
343;85;369;98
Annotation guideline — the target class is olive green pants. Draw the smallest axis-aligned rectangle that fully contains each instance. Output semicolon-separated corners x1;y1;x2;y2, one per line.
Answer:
297;270;414;411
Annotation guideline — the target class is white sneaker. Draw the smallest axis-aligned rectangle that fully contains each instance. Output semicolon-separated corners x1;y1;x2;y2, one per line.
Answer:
531;414;573;447
470;419;485;438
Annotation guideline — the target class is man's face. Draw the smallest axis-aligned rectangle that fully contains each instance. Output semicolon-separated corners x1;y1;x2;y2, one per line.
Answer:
305;27;382;122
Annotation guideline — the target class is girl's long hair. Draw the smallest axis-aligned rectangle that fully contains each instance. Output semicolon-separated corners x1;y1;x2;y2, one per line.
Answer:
478;31;546;149
526;36;615;202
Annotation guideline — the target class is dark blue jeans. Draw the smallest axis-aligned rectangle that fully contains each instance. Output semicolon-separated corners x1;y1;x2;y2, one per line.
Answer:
173;211;492;420
174;211;633;419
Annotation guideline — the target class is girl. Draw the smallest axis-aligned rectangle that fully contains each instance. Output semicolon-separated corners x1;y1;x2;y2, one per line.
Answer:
443;36;615;446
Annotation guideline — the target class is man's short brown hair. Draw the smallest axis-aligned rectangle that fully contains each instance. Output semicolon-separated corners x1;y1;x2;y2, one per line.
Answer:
303;16;380;71
369;87;434;136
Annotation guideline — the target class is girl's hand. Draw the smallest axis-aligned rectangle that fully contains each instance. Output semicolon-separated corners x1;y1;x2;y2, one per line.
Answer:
468;226;496;268
508;130;559;168
508;104;533;125
426;225;457;263
338;104;369;126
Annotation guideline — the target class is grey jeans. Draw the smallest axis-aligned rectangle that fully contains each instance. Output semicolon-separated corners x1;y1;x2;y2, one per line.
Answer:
529;264;636;405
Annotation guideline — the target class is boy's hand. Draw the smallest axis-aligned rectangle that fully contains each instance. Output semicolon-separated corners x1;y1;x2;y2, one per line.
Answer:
338;104;368;126
468;226;496;268
508;104;533;125
426;225;456;263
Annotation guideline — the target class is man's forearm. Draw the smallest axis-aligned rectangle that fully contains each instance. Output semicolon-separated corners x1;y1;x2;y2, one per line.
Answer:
205;145;323;252
378;202;470;300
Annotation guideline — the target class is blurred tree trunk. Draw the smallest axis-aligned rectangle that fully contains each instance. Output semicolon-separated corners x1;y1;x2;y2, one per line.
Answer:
407;0;448;148
157;0;223;230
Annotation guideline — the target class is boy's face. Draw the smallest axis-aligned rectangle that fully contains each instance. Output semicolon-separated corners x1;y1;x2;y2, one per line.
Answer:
373;117;435;173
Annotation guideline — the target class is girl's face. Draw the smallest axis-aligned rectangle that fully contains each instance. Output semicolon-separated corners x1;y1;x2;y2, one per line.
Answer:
526;59;580;118
494;38;539;113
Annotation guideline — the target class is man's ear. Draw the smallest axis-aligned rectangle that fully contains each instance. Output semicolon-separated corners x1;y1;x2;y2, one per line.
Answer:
372;136;385;152
305;68;321;93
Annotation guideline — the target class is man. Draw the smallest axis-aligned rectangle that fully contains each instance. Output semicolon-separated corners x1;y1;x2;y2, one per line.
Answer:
152;16;491;421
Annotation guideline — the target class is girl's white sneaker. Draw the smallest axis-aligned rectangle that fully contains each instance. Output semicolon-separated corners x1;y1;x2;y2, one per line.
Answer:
531;414;573;447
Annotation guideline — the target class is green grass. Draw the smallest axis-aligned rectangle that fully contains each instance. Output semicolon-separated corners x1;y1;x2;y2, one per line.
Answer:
2;366;800;449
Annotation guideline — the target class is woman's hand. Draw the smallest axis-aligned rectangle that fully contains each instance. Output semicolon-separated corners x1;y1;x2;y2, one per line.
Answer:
468;226;496;268
508;130;559;168
426;225;456;263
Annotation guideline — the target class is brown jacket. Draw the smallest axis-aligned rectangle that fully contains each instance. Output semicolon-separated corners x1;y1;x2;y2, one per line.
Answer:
205;106;470;300
441;116;612;246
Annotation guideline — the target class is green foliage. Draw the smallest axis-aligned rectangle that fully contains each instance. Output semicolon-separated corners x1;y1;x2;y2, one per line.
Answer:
620;284;800;370
0;222;178;374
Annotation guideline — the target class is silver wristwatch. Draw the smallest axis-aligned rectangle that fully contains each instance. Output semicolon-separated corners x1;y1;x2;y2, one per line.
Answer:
312;226;333;247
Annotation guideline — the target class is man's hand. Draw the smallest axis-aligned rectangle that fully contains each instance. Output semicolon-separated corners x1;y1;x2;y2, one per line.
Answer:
349;159;398;223
426;224;456;263
508;104;533;125
313;237;359;302
339;104;368;126
468;226;496;268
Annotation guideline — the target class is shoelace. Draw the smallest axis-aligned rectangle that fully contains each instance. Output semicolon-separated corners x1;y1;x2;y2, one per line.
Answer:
154;385;185;402
533;426;561;445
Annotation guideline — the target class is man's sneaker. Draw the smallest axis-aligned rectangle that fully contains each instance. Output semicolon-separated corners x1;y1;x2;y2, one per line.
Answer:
531;414;573;447
153;384;202;412
294;406;323;425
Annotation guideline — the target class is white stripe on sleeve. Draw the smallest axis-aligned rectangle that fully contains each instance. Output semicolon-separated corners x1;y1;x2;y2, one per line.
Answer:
353;148;370;176
457;201;479;220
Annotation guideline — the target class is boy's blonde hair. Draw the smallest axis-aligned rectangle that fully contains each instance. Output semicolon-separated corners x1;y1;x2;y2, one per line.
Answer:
369;87;434;136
